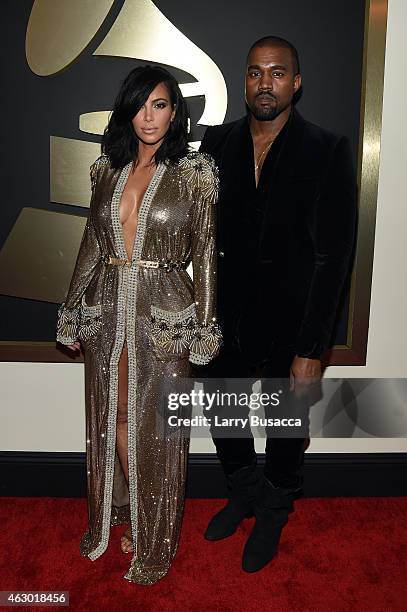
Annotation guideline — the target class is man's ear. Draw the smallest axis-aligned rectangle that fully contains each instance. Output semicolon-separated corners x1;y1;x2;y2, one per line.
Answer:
294;73;302;93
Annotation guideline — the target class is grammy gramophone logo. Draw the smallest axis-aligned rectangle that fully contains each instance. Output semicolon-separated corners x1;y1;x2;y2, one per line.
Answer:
0;0;227;304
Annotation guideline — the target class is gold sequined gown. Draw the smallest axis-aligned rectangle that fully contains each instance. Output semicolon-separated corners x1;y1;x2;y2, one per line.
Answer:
56;151;221;585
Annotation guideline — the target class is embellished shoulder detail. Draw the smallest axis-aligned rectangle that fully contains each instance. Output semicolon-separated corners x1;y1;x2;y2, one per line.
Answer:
178;151;219;206
90;154;110;191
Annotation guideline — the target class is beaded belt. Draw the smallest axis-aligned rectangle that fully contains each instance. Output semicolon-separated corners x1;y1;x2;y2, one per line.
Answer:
103;255;187;271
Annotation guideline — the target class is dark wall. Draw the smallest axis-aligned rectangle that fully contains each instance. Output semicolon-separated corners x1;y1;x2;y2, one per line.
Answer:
0;0;365;343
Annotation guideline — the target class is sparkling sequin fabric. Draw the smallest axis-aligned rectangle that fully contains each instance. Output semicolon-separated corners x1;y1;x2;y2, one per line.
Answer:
56;151;221;585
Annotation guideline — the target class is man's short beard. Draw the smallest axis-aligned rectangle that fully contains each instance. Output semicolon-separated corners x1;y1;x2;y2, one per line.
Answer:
250;104;279;121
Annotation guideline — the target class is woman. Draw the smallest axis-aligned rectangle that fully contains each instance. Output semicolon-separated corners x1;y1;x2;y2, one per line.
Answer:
56;65;221;585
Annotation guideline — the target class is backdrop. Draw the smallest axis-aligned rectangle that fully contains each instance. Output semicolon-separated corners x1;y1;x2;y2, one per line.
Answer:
0;0;366;359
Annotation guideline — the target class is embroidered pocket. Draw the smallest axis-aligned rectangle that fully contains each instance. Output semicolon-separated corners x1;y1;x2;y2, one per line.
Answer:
78;297;103;342
150;303;197;359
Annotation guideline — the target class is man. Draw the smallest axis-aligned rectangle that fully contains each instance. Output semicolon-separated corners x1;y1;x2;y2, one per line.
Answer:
199;36;357;572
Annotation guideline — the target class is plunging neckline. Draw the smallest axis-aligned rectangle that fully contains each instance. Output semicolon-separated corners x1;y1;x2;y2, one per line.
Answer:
119;163;156;261
111;160;166;265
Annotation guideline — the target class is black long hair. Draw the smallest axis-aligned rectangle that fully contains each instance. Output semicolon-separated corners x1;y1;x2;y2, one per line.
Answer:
102;65;190;169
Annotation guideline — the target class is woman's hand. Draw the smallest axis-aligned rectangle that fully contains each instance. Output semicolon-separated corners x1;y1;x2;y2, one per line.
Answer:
66;341;81;352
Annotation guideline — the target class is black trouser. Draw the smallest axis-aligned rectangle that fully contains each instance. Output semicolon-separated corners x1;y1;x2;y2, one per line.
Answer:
202;345;310;490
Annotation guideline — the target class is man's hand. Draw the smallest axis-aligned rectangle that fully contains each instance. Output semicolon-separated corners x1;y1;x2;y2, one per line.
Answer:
290;355;321;398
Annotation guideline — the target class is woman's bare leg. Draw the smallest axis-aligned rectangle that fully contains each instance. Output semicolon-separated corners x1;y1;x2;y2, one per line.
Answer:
116;341;132;552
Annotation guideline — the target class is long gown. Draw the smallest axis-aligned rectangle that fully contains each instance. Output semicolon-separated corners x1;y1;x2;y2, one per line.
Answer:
56;150;221;585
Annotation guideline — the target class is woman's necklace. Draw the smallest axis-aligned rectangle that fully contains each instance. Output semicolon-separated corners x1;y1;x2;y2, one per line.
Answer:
254;139;274;175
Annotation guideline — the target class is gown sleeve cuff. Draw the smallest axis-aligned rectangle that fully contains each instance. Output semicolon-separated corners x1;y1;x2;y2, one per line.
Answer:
188;322;223;365
56;302;80;345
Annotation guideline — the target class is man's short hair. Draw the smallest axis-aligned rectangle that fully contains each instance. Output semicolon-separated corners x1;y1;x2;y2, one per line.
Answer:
247;36;300;75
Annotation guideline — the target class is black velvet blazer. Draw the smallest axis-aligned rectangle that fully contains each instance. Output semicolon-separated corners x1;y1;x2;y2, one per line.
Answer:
200;108;357;363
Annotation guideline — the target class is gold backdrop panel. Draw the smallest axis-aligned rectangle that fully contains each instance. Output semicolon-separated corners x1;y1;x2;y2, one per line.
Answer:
0;208;86;303
50;136;101;208
94;0;227;125
26;0;115;75
79;111;110;136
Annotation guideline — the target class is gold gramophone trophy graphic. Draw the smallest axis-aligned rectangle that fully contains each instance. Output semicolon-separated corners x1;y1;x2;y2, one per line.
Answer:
0;0;227;305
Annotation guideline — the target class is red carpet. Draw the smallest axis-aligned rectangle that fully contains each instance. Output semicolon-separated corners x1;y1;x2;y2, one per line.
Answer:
0;497;406;611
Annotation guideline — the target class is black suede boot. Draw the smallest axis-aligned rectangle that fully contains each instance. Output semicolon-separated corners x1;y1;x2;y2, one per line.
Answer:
242;477;295;572
204;461;261;541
